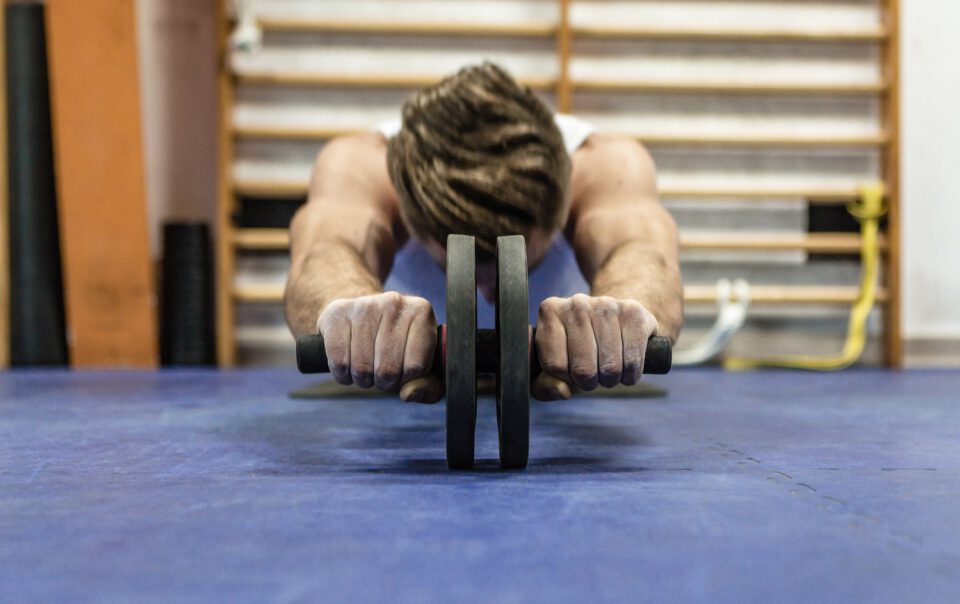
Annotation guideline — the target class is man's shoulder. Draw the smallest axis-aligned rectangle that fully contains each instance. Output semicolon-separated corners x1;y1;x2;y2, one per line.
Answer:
572;133;653;162
568;134;657;211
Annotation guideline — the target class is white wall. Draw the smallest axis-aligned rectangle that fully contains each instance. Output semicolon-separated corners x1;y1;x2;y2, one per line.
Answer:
901;0;960;340
137;0;219;256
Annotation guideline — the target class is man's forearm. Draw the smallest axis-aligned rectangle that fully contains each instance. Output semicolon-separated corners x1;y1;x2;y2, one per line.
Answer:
284;241;383;337
590;240;683;342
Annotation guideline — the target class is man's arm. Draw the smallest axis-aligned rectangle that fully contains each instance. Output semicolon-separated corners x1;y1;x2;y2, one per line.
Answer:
284;133;399;336
566;135;683;341
284;133;441;402
533;135;682;400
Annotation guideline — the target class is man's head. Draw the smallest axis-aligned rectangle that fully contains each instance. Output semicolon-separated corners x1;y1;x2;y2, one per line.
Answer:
386;62;572;297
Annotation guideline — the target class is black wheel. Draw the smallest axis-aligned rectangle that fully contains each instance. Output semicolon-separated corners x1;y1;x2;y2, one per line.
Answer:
445;235;477;469
495;235;530;469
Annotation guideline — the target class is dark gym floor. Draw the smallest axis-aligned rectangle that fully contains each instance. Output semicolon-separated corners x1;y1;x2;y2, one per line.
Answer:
2;368;958;603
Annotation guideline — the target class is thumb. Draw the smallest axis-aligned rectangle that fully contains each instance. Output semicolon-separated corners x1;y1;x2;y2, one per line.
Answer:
531;372;573;402
400;375;444;404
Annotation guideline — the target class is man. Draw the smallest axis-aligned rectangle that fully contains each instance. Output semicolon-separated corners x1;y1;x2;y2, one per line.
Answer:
284;62;682;403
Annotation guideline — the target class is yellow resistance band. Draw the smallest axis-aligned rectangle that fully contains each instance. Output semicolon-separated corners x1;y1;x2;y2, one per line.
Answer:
723;183;887;371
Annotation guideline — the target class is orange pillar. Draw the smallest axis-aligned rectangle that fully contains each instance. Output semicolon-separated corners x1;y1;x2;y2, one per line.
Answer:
45;0;158;367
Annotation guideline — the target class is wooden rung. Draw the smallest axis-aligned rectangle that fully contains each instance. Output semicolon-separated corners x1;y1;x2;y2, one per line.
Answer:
233;180;307;198
233;228;885;255
571;79;889;95
571;25;889;43
233;180;305;198
233;124;888;148
233;283;888;306
233;125;358;141
681;233;886;254
234;284;285;303
253;18;888;43
640;133;889;148
257;17;557;37
232;178;875;203
235;72;557;91
233;228;290;249
684;285;888;305
660;186;876;201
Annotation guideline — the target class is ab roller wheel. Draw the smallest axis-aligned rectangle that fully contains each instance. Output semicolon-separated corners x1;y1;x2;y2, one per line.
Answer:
495;236;530;470
445;235;477;470
296;234;674;470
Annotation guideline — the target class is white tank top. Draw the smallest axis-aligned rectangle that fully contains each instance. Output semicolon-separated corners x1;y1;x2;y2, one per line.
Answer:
375;113;594;156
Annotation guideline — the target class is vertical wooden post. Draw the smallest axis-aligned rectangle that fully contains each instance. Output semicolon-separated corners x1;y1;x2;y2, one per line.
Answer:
0;3;8;369
556;0;572;112
45;0;158;367
216;0;237;366
881;0;903;367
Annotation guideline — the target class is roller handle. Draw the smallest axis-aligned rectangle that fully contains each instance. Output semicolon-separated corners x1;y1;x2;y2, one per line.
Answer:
297;329;672;376
526;328;671;376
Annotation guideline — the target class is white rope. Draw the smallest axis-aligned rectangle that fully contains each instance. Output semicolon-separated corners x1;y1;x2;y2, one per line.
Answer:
673;279;751;366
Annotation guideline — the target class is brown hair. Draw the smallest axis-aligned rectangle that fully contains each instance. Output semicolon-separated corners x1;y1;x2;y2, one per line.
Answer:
386;62;571;260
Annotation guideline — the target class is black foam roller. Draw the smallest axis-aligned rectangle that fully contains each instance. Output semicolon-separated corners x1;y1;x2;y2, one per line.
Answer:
7;3;68;366
160;223;215;366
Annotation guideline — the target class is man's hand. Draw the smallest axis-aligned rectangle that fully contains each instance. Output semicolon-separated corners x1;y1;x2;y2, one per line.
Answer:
317;292;442;403
533;294;659;401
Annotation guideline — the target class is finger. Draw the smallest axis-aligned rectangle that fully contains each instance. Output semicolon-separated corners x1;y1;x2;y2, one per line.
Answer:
400;375;443;404
401;301;437;385
319;317;352;386
531;372;572;402
535;299;570;383
566;295;599;391
592;298;623;388
350;309;379;389
373;303;407;392
621;303;655;386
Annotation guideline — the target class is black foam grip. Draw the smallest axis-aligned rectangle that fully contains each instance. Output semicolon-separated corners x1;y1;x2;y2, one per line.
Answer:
296;331;672;376
7;4;68;366
297;333;330;373
641;336;673;375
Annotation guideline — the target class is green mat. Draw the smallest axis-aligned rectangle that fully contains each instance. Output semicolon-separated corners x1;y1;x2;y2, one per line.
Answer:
290;377;667;400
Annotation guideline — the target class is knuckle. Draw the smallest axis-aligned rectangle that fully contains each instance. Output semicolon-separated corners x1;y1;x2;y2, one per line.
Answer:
411;297;437;322
599;361;621;378
408;295;429;310
375;363;401;384
380;292;404;314
403;362;426;379
598;296;619;312
620;301;644;322
318;300;347;326
594;300;618;320
542;359;567;377
539;297;563;316
570;295;592;316
570;364;597;384
330;363;353;385
352;361;374;379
